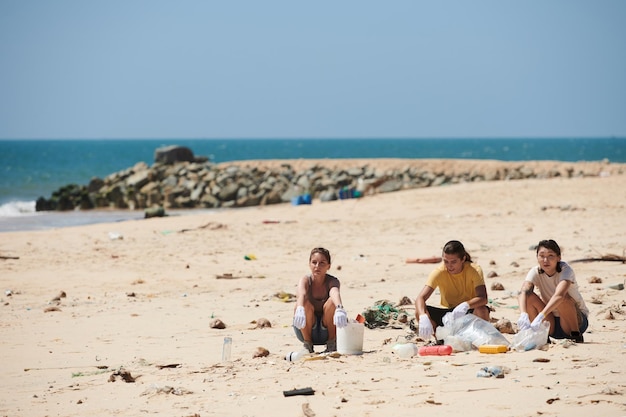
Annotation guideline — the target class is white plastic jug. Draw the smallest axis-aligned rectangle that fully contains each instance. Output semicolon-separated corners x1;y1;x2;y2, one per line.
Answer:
392;342;418;358
337;322;364;355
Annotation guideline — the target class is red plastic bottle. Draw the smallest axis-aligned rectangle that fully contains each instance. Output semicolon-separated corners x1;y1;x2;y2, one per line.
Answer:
418;345;453;356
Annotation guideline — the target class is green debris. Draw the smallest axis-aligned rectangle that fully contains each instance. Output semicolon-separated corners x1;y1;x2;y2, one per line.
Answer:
362;300;408;329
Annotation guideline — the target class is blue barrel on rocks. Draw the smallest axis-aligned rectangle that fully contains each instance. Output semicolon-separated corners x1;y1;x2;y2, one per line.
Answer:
291;194;312;205
338;187;354;200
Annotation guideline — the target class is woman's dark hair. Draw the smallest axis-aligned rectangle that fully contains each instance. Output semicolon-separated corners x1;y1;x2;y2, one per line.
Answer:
536;239;562;273
310;247;331;264
442;240;472;263
536;239;561;257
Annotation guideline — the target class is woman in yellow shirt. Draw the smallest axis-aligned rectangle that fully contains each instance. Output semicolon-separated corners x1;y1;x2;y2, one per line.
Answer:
414;240;490;342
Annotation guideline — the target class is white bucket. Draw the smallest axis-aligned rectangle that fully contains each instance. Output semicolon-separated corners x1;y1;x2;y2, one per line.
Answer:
337;322;364;355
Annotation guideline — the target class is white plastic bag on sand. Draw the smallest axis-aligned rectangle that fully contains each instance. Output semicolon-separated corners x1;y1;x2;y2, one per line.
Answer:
511;321;550;351
435;313;510;352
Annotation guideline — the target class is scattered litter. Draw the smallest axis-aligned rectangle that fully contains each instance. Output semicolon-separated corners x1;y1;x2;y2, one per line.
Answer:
274;291;296;302
262;219;297;224
558;339;576;348
108;232;123;240
362;300;409;329
216;273;257;280
301;352;341;362
108;368;137;383
437;313;511;351
283;387;315;397
478;344;508;354
25;364;109;372
488;298;503;308
511;321;550;351
541;205;585;212
71;366;111;378
476;366;508;378
156;363;181;369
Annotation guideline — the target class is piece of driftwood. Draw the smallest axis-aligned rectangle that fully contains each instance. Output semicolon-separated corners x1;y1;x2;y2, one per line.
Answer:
0;255;19;260
178;222;226;233
405;256;442;264
570;254;626;264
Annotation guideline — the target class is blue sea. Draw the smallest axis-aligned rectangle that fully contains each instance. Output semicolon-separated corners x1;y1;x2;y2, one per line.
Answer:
1;138;625;232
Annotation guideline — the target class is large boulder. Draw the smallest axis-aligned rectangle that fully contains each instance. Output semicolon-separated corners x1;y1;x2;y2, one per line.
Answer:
154;146;195;165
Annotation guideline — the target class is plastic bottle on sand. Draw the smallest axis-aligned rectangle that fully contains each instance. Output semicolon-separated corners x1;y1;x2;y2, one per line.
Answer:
418;345;453;356
222;337;232;362
393;343;419;358
285;350;309;362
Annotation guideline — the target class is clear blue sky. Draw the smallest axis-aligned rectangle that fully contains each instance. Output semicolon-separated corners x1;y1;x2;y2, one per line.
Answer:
1;1;625;139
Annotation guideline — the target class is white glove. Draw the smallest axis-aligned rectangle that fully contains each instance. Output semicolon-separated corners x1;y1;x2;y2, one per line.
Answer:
530;312;545;330
333;307;348;328
451;302;470;320
517;312;531;331
418;314;434;339
293;306;306;329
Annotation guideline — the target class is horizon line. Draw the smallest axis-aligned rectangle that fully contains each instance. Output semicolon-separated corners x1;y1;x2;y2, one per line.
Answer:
1;136;625;141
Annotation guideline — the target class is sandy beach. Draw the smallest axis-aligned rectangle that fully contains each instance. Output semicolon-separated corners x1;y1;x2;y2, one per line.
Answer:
1;160;625;417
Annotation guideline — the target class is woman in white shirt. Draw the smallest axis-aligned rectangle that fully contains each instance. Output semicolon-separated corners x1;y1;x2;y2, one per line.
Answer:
517;239;589;343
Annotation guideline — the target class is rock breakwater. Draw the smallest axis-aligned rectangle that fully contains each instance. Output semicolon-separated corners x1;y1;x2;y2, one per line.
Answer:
35;151;625;213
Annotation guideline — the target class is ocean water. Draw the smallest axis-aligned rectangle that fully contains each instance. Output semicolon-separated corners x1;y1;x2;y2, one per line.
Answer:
1;138;625;232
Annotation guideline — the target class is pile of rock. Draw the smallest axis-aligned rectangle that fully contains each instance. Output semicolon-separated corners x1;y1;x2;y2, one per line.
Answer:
35;146;625;213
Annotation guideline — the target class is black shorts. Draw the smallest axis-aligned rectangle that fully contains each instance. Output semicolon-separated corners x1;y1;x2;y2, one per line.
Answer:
552;313;589;339
426;305;474;327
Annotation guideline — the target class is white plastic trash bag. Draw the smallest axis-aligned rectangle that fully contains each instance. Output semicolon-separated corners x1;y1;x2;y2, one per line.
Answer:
435;313;510;352
511;321;550;351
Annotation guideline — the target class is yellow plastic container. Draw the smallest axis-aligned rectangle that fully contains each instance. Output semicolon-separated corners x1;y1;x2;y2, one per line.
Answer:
478;344;508;354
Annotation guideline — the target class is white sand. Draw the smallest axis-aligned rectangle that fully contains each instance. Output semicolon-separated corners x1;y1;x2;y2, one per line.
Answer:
1;162;625;417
